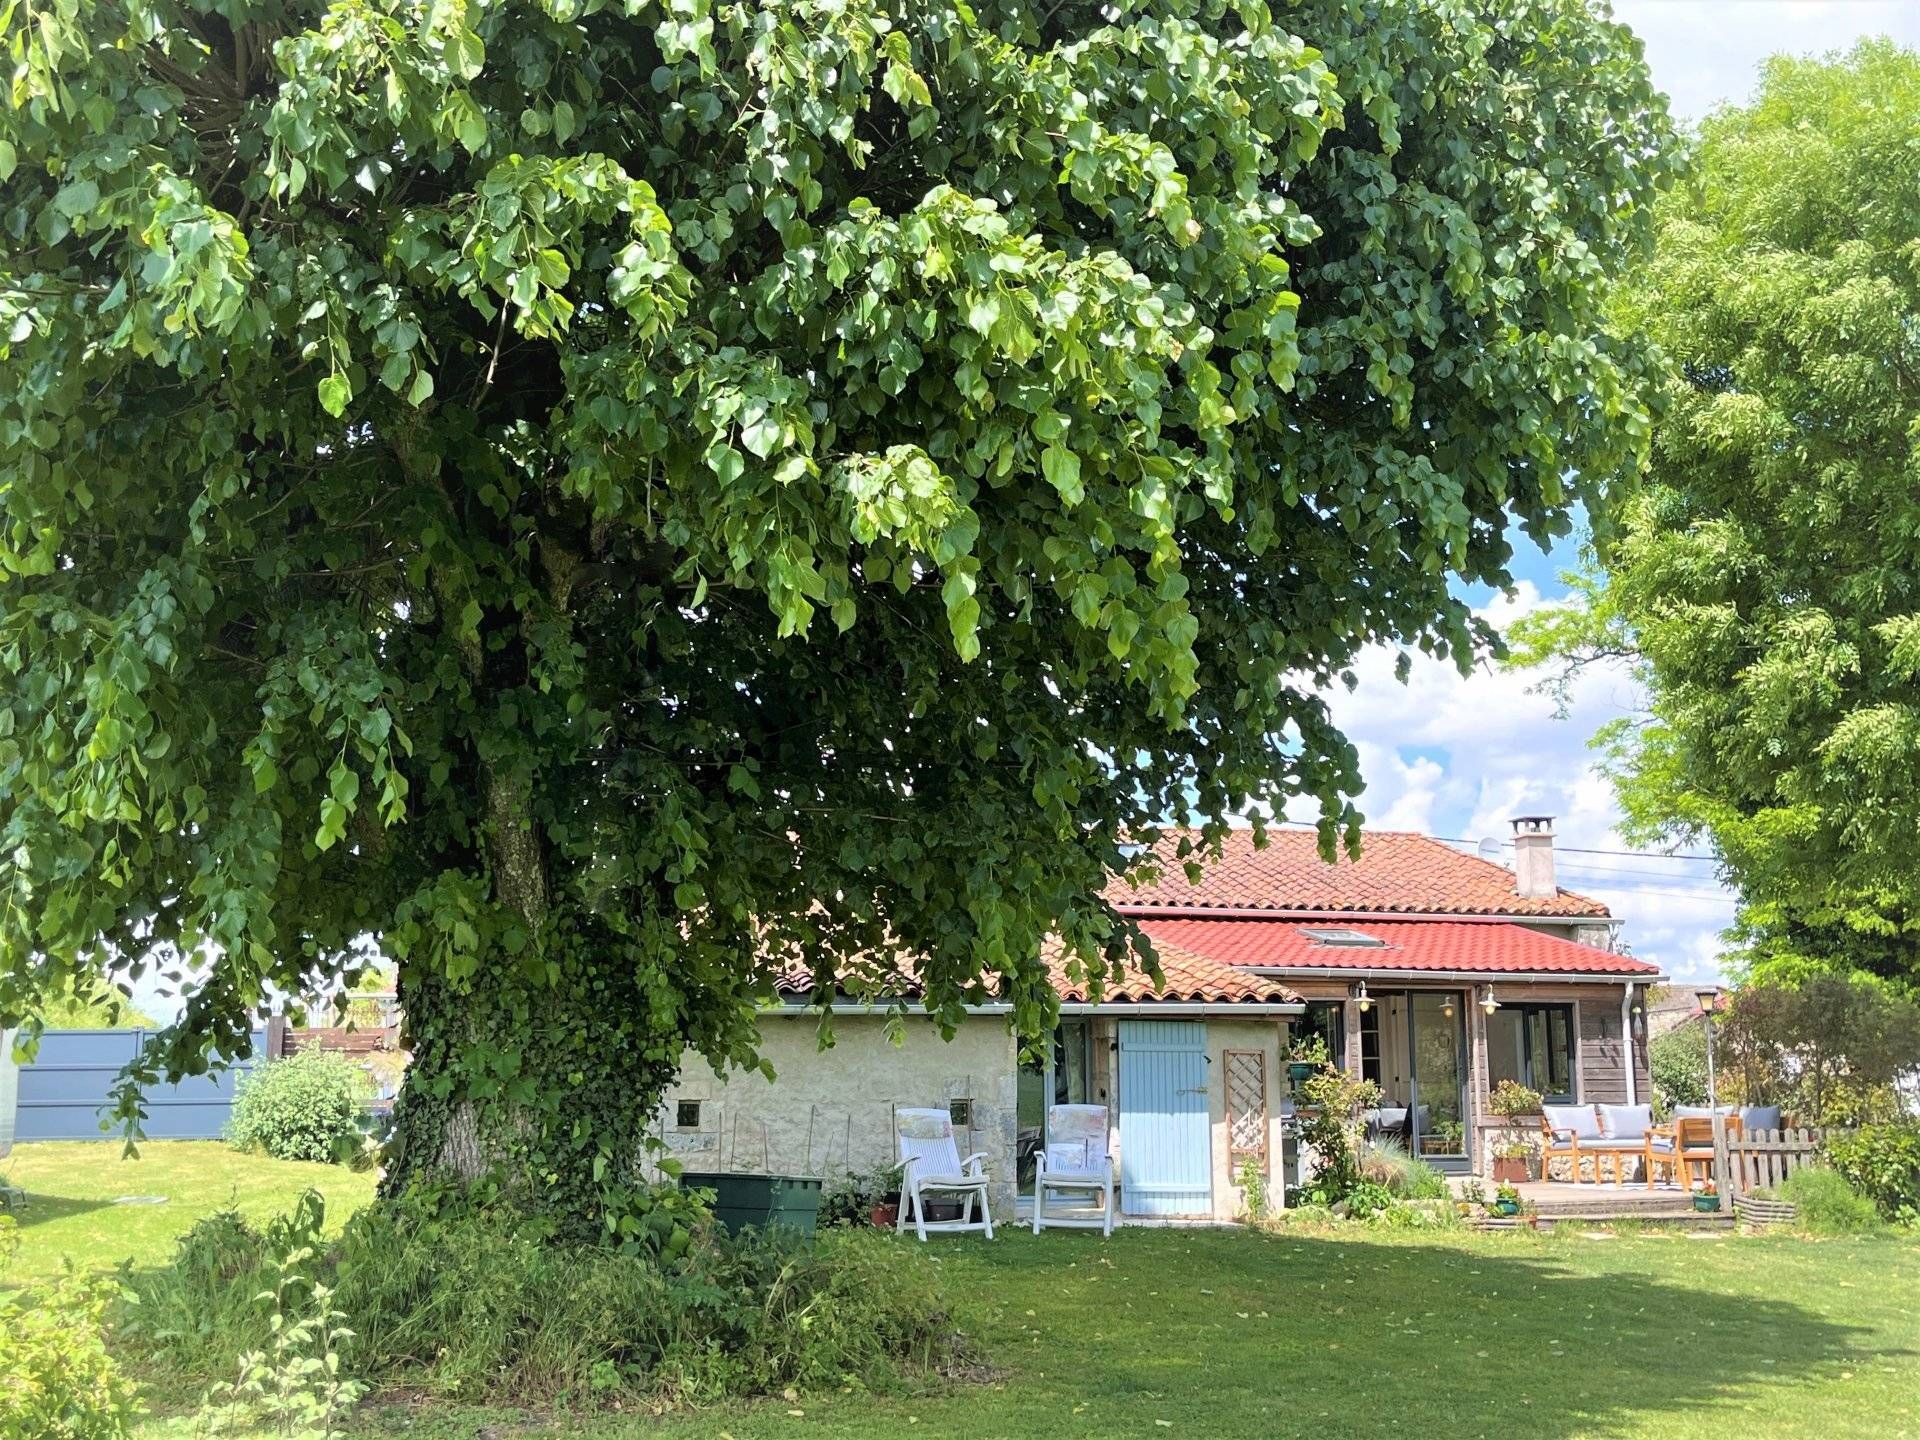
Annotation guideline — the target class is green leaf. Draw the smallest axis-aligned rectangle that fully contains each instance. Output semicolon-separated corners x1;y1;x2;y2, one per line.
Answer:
52;178;99;216
1041;445;1083;505
317;374;350;417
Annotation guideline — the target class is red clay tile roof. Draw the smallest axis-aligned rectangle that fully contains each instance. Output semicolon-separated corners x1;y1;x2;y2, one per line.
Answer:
1045;937;1301;1005
771;938;1301;1007
1138;917;1658;977
1108;829;1610;919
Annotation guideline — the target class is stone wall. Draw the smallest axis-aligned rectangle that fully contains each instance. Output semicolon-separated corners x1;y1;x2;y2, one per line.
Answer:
657;1011;1020;1217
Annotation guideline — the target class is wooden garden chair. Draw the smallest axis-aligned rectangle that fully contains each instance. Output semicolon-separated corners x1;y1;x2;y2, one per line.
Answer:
1669;1114;1743;1193
1539;1103;1600;1182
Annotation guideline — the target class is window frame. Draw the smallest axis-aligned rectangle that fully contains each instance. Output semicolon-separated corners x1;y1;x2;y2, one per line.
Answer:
1489;1002;1578;1105
1297;1000;1347;1072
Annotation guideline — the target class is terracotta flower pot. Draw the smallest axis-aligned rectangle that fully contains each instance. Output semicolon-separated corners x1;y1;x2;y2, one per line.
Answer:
870;1200;899;1228
1491;1156;1531;1185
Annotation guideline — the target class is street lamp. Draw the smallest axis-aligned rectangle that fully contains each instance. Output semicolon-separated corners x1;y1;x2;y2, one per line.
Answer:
1696;989;1721;1109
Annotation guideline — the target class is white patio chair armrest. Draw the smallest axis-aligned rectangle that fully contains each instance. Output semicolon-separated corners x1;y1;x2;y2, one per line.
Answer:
960;1150;991;1175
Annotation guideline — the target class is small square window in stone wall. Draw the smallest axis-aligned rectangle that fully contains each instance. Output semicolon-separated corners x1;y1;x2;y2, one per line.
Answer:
948;1098;972;1127
676;1100;702;1129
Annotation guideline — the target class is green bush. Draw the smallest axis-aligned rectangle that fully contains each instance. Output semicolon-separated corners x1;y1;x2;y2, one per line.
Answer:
1776;1168;1882;1235
1649;1024;1709;1112
122;1187;956;1409
1823;1122;1920;1223
0;1218;141;1440
227;1050;370;1164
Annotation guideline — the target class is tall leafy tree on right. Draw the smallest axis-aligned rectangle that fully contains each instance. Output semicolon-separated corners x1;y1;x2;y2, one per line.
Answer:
1512;42;1920;991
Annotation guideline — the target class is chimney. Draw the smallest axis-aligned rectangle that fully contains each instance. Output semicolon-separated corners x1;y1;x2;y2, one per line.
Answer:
1510;815;1557;899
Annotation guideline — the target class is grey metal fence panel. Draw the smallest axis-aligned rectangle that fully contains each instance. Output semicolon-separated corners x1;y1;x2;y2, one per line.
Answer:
16;1028;263;1141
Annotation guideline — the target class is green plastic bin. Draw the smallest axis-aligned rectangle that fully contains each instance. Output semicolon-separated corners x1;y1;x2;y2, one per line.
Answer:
680;1172;823;1238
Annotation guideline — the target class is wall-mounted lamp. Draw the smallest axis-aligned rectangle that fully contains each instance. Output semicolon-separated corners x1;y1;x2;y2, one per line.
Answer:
1479;986;1500;1016
1440;995;1456;1020
1351;980;1372;1013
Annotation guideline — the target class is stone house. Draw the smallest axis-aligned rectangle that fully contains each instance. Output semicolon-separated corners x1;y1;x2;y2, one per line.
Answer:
659;818;1662;1221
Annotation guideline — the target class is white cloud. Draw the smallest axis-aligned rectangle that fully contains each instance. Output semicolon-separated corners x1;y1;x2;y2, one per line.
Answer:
1612;0;1920;121
1310;583;1740;981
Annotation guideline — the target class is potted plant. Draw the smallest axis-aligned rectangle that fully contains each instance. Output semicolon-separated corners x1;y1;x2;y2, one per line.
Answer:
1692;1181;1719;1214
818;1164;903;1229
1456;1179;1485;1217
1488;1079;1543;1121
1491;1183;1521;1217
1287;1033;1332;1088
1490;1137;1537;1186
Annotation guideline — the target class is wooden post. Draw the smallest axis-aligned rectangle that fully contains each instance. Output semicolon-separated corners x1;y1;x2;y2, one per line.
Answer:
265;1013;288;1061
1712;1112;1734;1214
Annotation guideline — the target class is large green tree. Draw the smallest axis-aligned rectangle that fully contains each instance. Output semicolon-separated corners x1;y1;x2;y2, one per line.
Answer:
1511;42;1920;990
0;0;1674;1231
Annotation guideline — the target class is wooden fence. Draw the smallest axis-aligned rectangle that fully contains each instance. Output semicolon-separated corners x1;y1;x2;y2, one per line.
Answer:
1712;1125;1830;1210
1733;1127;1824;1192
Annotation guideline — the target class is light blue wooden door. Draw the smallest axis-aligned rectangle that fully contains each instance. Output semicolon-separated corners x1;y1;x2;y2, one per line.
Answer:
1118;1020;1212;1216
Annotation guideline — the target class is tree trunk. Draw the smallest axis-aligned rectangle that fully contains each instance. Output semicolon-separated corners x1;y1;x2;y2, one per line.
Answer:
380;923;683;1235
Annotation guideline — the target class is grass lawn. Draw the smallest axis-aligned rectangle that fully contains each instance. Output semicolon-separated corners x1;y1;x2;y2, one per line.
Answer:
3;1140;376;1285
9;1144;1917;1440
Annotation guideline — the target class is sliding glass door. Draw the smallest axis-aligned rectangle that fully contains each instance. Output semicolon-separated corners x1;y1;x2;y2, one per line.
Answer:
1409;993;1467;1164
1016;1020;1094;1193
1362;991;1469;1170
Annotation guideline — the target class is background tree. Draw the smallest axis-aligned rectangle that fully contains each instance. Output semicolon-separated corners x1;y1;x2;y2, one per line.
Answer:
1509;42;1920;990
33;981;158;1032
1648;1022;1708;1112
1720;976;1920;1126
0;0;1674;1232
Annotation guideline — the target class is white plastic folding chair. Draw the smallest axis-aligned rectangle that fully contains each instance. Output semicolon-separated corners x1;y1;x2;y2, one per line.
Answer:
894;1107;995;1240
1032;1103;1114;1236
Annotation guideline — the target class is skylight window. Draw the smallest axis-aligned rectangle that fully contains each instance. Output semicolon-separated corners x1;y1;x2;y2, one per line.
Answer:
1300;926;1388;948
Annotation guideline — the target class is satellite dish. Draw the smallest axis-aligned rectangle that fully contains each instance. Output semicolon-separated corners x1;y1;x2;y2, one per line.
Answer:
1476;837;1503;861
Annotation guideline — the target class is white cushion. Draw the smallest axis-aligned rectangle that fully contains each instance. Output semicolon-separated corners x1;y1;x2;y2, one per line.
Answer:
1543;1104;1601;1140
1045;1140;1101;1174
1599;1104;1653;1140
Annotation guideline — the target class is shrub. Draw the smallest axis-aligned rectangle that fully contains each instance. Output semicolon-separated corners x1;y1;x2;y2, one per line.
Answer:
1358;1139;1448;1200
1824;1122;1920;1223
1776;1168;1881;1235
1649;1024;1709;1111
1296;1063;1382;1204
228;1050;370;1164
123;1188;956;1410
0;1218;141;1440
1340;1180;1398;1219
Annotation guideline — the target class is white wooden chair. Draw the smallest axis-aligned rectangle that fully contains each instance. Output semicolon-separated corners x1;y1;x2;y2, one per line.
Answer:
1032;1103;1114;1236
894;1107;995;1241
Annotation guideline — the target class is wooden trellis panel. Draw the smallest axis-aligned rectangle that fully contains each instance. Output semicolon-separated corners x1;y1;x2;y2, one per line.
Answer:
1224;1049;1268;1167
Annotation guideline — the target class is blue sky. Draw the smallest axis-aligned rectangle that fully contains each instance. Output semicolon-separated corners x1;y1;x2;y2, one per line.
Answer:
1315;1;1920;984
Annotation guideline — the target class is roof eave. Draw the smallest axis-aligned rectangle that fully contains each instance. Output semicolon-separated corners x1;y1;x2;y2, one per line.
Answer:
767;997;1305;1016
1244;966;1665;984
1117;904;1617;924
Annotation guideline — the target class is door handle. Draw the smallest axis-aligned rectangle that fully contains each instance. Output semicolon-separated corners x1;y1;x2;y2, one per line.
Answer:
1178;1086;1209;1096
